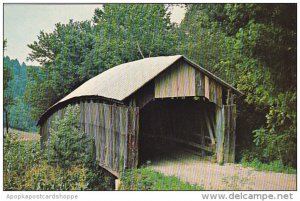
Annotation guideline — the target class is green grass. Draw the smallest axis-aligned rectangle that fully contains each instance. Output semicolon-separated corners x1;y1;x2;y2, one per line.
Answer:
240;157;296;174
119;167;203;190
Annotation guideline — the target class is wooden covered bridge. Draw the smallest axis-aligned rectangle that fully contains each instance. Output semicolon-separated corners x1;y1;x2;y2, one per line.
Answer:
38;55;242;178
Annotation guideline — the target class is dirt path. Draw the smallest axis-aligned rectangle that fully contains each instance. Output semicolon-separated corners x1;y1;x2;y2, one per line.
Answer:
147;151;296;190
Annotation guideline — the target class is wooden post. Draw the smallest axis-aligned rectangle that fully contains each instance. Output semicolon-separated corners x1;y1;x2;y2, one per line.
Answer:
215;106;225;164
216;103;237;164
227;104;236;163
115;179;121;190
203;108;216;145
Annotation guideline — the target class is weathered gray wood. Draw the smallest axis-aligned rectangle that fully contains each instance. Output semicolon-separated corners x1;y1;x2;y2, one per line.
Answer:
230;104;236;163
223;105;230;163
204;109;216;145
195;71;205;97
224;104;236;163
216;104;236;164
216;106;225;164
129;82;154;109
41;100;139;178
155;60;196;98
133;108;139;168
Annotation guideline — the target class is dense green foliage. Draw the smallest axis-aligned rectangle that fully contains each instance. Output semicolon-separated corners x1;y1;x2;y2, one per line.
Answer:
120;167;202;190
3;40;13;132
4;106;114;190
26;4;177;120
4;56;37;131
178;4;296;167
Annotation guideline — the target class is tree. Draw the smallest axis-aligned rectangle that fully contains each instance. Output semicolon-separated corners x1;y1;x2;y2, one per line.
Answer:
26;5;177;121
3;40;13;134
3;56;37;132
178;4;296;166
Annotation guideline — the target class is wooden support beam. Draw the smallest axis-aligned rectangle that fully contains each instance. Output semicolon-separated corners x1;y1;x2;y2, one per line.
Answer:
216;106;225;164
115;179;121;190
204;109;216;145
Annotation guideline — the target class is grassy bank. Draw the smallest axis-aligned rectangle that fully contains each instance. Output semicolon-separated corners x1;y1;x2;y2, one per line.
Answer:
240;158;296;174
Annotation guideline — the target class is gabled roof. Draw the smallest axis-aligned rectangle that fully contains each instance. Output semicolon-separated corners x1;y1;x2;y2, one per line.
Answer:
60;55;183;102
38;55;242;125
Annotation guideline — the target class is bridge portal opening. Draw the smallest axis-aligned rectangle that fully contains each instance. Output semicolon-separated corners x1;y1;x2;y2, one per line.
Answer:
138;97;217;166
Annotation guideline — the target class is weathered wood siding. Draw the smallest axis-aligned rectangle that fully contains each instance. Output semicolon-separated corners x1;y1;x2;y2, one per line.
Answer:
155;60;223;107
223;104;236;163
155;60;196;98
40;100;139;177
215;106;225;164
195;71;223;107
215;104;236;164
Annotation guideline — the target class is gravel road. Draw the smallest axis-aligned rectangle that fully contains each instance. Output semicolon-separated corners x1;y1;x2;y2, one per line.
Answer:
147;151;296;190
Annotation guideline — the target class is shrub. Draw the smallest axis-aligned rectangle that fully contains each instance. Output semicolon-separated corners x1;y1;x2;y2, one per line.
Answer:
240;155;296;174
4;132;41;190
4;105;115;190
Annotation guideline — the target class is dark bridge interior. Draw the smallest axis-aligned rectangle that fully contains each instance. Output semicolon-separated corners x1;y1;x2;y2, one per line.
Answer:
138;97;216;166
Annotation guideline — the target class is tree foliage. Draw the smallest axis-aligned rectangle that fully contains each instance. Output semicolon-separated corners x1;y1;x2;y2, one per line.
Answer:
26;4;177;120
4;56;37;131
179;4;296;166
3;40;13;133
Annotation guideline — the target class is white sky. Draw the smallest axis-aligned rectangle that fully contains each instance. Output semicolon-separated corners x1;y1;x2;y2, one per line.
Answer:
4;4;186;66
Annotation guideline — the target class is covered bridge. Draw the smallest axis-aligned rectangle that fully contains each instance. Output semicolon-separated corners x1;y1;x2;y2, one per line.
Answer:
38;55;242;177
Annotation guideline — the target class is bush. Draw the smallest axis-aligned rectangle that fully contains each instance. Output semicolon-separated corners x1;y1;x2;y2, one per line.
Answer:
4;105;115;190
4;133;41;190
240;155;296;174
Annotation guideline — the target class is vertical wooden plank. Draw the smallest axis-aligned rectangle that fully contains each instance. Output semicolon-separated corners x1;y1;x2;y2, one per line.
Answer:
130;107;135;168
177;62;195;97
230;104;237;163
216;84;223;107
115;106;121;172
155;71;163;98
209;79;217;105
100;103;106;164
188;65;196;96
205;76;210;100
126;107;133;168
177;63;185;96
156;62;196;98
85;101;91;139
195;71;205;97
216;106;225;164
133;107;139;168
170;66;178;97
123;107;128;170
92;103;99;162
223;105;230;163
126;106;139;169
204;108;216;145
105;104;112;168
227;104;236;163
110;104;115;170
80;101;85;133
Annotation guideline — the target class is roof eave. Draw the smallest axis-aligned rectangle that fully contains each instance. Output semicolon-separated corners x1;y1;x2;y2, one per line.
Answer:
37;95;124;126
182;56;243;96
